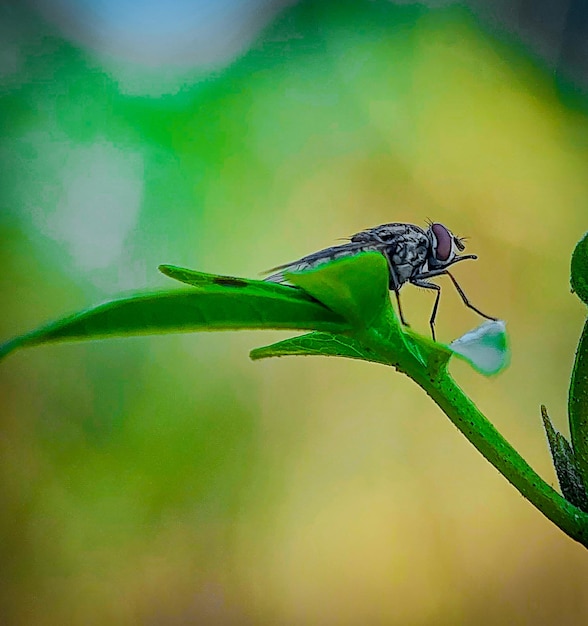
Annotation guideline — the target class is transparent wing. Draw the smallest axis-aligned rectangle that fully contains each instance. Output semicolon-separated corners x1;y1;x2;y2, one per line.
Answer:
263;241;385;284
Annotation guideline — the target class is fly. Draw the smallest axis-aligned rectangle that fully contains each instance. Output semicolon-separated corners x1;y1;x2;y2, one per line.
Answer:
264;221;496;340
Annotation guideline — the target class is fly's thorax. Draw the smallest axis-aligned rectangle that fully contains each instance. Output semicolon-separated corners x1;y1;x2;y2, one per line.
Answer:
392;234;428;268
379;230;429;285
393;262;421;284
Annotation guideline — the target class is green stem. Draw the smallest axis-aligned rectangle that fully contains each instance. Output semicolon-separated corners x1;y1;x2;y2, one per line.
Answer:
362;319;588;547
425;370;588;545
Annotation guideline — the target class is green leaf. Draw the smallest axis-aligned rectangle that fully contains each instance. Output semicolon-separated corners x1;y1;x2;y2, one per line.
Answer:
571;231;588;306
569;318;588;492
569;231;588;493
251;253;415;370
286;252;391;327
250;331;391;365
541;405;588;512
0;278;349;361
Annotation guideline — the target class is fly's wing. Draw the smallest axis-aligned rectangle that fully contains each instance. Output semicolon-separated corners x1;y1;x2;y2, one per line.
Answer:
264;241;383;284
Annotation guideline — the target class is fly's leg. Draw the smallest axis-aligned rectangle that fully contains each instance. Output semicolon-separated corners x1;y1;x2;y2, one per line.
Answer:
383;252;409;327
394;289;408;327
367;233;411;328
411;279;441;341
445;271;497;321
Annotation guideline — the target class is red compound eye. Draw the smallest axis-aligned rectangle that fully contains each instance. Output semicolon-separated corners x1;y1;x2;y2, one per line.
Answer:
432;223;452;261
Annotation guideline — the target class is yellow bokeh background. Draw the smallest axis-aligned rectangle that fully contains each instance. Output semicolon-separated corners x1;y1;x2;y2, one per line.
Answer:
1;2;588;624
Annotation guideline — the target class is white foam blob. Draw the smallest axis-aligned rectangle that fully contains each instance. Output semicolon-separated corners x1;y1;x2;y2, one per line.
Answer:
449;320;509;375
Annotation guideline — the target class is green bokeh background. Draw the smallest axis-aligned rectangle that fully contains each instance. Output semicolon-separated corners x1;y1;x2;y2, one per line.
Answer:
2;1;588;624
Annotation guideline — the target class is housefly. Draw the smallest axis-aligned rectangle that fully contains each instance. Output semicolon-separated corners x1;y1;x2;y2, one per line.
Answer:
265;221;496;340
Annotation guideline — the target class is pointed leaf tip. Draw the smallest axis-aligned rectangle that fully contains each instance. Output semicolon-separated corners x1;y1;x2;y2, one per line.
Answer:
541;405;588;512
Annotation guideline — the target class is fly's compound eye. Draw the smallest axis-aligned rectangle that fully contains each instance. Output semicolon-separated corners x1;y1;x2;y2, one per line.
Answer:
431;222;453;262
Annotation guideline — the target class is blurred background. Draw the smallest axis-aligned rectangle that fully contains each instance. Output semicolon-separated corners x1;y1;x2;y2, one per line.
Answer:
1;0;588;623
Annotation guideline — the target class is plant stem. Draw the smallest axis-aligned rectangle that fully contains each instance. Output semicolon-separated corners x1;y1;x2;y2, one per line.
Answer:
424;370;588;546
362;317;588;548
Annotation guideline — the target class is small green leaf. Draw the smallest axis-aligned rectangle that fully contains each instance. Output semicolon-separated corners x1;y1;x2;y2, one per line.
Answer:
286;252;391;327
541;405;588;512
250;331;391;365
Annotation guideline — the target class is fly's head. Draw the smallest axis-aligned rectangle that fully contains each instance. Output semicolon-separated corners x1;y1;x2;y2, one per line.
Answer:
426;222;477;270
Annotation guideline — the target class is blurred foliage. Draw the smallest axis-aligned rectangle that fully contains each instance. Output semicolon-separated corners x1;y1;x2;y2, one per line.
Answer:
2;0;588;624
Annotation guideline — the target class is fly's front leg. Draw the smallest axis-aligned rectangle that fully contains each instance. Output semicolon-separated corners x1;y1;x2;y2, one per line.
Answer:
445;271;497;322
411;278;441;341
413;268;497;336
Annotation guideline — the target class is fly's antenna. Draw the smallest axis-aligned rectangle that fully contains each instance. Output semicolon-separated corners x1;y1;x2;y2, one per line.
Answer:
455;234;468;252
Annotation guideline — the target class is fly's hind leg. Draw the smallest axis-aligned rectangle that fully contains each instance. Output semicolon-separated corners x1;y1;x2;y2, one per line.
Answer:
393;289;408;327
385;256;409;327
